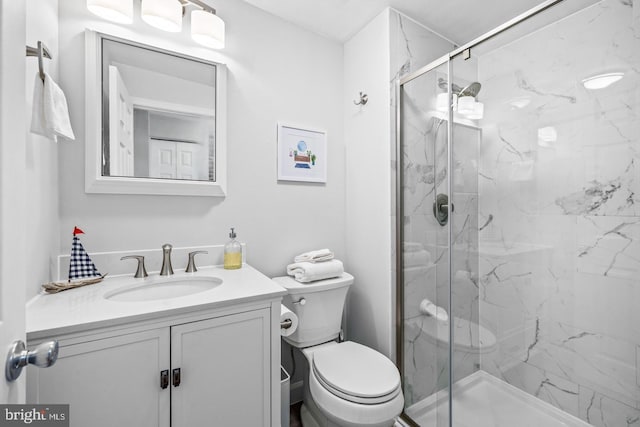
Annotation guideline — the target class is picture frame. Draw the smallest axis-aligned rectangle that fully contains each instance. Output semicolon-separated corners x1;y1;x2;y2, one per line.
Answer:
277;123;327;183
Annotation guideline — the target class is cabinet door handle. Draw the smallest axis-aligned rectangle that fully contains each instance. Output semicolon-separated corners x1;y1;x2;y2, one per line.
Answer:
160;370;169;389
172;368;181;387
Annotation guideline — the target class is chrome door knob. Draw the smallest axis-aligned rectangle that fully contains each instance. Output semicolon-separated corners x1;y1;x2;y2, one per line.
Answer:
5;340;59;382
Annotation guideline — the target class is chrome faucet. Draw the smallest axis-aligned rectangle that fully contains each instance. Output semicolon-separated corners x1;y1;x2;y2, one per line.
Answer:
160;243;174;276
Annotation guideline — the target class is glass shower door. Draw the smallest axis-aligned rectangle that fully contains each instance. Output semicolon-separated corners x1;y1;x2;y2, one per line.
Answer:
399;60;452;427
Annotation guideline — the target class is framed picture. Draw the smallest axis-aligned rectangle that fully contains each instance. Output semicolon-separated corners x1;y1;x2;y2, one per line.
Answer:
277;123;327;183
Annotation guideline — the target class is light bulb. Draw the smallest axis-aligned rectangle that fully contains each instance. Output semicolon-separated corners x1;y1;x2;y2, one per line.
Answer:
191;10;226;49
467;101;484;120
141;0;182;32
457;96;475;115
436;93;457;113
87;0;133;24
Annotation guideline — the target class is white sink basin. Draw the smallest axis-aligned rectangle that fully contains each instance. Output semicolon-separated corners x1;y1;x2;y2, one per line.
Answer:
104;276;222;302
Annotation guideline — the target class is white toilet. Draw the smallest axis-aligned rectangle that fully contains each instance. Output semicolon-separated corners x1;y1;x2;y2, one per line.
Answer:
274;273;404;427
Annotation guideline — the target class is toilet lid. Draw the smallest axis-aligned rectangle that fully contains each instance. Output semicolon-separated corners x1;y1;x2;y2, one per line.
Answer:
312;341;400;402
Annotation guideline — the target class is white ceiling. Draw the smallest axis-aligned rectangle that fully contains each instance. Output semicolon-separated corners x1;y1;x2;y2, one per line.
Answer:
241;0;547;45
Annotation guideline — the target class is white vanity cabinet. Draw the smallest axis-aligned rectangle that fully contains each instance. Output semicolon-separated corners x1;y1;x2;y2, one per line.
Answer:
27;306;274;427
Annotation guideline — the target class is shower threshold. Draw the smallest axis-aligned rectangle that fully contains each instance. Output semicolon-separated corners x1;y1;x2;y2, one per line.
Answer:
406;371;591;427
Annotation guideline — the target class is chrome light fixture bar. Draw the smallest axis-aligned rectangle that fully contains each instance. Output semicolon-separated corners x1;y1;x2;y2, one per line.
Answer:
86;0;225;49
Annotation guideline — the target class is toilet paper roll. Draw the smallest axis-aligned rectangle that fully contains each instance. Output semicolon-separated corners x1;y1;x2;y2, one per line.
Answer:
280;304;299;337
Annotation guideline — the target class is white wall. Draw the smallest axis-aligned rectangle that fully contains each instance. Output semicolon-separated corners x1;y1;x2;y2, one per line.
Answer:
25;0;60;298
344;9;393;357
344;8;454;360
57;0;345;279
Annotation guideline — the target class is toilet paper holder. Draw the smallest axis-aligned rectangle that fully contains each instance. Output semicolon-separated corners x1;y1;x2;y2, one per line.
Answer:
281;319;293;329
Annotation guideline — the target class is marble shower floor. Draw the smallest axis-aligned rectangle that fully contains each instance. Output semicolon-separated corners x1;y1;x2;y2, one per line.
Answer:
406;371;591;427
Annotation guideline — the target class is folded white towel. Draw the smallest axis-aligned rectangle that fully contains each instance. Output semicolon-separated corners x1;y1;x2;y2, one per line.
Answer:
287;259;344;283
30;73;75;142
294;248;334;263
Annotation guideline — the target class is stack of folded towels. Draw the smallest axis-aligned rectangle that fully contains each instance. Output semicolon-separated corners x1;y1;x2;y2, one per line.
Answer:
286;248;344;283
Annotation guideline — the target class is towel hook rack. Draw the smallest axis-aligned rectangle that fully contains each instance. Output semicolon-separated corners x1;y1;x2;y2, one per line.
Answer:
353;91;368;106
26;41;52;82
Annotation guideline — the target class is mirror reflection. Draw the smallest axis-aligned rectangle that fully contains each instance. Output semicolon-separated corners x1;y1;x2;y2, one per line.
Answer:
101;37;216;181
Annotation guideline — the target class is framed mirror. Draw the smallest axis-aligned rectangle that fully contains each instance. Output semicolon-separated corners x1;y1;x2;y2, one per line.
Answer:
85;30;227;196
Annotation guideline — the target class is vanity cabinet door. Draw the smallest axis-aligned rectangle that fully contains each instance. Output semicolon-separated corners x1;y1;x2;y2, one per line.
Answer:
171;309;271;427
27;328;170;427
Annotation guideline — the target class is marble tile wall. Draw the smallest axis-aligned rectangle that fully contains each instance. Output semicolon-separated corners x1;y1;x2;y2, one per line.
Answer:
476;0;640;425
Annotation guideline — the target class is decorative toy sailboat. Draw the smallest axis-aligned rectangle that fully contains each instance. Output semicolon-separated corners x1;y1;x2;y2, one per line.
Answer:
42;227;106;294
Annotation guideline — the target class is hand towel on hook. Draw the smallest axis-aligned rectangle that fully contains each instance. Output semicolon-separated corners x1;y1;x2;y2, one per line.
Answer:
30;73;75;142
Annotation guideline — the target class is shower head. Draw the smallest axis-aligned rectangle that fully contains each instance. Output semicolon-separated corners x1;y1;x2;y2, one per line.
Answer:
437;78;482;98
458;82;481;98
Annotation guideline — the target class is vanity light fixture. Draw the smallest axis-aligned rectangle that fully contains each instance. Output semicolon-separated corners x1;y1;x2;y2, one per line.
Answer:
87;0;226;49
436;92;458;113
141;0;183;32
467;101;484;120
86;0;134;24
190;5;225;49
457;95;476;115
582;72;624;90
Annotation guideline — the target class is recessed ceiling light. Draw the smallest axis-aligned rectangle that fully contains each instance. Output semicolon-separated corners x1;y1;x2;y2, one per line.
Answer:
582;72;624;90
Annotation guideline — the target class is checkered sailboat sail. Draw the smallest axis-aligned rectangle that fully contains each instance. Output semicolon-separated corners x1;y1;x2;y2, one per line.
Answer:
68;234;101;281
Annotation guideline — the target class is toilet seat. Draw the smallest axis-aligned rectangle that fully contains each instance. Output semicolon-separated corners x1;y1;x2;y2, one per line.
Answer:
306;342;405;427
311;341;401;405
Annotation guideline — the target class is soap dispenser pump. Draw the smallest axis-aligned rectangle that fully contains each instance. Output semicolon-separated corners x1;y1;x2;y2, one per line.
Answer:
223;227;242;270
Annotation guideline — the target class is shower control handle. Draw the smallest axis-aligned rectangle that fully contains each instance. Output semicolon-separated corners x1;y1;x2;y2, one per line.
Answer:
433;194;452;226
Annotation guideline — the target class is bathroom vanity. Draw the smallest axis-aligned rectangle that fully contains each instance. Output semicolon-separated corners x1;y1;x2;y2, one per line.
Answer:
26;265;286;427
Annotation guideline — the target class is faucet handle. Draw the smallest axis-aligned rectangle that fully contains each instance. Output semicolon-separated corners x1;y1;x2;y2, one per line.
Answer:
120;255;148;278
186;251;208;273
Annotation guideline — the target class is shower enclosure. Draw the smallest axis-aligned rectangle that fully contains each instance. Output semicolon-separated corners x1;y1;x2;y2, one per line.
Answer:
397;0;639;426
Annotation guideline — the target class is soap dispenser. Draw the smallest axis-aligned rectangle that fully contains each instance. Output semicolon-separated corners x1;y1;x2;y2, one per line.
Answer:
223;227;242;270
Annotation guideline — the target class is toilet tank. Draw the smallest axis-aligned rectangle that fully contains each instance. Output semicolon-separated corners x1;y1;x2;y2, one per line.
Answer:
273;273;354;348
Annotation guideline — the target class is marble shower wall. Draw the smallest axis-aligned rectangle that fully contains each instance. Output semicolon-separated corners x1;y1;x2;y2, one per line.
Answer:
476;0;640;425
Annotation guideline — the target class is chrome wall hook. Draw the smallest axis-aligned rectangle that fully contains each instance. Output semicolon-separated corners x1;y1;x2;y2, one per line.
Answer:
26;41;52;82
353;92;368;106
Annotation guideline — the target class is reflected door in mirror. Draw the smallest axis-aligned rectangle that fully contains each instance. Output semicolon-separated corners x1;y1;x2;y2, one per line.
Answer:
101;37;216;182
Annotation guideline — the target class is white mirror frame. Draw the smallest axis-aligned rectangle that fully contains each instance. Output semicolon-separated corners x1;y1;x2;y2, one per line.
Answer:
85;30;227;197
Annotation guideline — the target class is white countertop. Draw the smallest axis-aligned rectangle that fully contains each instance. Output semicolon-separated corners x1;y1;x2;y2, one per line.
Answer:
27;264;287;340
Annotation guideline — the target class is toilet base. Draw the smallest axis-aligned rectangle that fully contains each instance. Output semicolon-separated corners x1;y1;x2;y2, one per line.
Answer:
301;403;328;427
